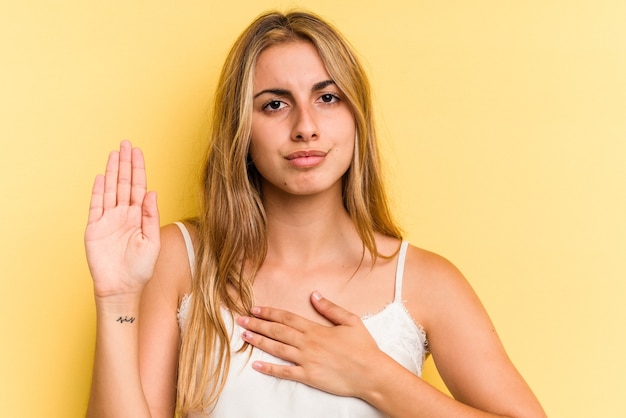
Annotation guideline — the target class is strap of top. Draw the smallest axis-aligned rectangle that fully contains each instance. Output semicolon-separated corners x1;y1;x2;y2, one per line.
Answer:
394;241;410;302
174;221;195;272
173;222;408;303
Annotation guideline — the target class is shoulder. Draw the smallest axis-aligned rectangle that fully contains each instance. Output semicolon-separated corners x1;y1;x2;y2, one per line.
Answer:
400;244;483;334
402;243;465;291
399;244;546;416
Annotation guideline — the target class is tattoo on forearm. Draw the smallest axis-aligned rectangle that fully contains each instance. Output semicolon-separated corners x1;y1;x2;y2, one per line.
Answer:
116;316;136;324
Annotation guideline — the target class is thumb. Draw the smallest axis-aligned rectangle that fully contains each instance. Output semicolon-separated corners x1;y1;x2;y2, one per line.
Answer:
141;191;160;242
310;291;358;326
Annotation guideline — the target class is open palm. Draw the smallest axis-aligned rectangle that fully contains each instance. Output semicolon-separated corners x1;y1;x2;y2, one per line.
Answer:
85;141;160;299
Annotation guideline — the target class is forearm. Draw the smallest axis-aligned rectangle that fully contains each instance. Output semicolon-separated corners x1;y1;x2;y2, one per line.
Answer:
87;295;151;418
360;356;505;418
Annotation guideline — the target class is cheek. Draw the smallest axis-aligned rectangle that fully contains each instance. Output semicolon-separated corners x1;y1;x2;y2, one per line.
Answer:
249;116;265;154
248;136;274;176
340;120;357;156
248;123;268;159
332;137;355;170
337;111;356;142
249;118;278;157
247;137;267;170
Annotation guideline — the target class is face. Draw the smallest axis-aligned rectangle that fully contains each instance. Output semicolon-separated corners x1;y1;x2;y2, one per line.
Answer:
249;41;356;198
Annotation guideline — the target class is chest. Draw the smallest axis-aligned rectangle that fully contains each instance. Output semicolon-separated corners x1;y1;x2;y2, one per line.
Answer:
196;302;426;418
251;258;397;324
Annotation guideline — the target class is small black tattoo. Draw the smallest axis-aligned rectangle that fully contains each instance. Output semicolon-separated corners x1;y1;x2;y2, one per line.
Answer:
116;316;136;324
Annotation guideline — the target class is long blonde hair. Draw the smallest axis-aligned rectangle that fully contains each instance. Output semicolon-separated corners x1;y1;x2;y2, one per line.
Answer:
177;10;402;415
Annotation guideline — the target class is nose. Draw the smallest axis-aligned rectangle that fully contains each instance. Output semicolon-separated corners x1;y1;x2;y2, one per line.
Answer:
291;104;318;142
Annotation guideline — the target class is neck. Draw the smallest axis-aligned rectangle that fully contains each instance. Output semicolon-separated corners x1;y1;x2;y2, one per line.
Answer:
261;185;362;267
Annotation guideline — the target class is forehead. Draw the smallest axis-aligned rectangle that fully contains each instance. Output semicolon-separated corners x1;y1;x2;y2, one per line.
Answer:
253;41;331;89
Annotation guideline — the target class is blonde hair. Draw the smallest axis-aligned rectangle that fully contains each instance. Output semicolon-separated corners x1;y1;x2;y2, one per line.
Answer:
177;10;402;415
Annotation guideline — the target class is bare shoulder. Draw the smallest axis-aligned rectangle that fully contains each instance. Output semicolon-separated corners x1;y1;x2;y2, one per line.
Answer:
398;244;546;416
400;244;481;334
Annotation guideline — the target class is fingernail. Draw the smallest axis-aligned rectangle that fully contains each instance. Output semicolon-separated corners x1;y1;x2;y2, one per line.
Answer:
251;306;261;315
242;331;252;340
252;361;263;370
312;291;322;301
237;316;249;326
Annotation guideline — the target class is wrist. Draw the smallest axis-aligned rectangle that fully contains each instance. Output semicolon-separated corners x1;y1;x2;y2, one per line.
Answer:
357;353;405;405
94;292;142;315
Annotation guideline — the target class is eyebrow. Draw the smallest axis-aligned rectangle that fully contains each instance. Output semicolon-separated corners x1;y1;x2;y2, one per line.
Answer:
253;79;336;99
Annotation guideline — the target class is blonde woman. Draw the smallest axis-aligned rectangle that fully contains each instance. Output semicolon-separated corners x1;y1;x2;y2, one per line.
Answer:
85;11;546;418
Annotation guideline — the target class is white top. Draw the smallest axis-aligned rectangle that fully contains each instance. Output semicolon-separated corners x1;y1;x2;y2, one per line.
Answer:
175;222;428;418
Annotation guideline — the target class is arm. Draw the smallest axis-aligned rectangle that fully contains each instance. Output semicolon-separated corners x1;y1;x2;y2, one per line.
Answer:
138;224;192;417
85;142;185;418
355;249;546;417
85;141;159;418
237;249;546;417
87;224;188;418
403;250;546;417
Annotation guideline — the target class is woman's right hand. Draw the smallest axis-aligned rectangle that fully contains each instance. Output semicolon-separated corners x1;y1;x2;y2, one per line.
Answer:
85;140;161;300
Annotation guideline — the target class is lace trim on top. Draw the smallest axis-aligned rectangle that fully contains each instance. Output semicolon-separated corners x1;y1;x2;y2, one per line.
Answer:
174;222;428;355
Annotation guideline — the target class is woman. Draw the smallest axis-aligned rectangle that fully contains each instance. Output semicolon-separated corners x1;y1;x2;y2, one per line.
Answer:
85;11;546;418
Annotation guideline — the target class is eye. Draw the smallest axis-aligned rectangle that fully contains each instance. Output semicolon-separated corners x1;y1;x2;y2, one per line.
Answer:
318;93;340;104
262;100;287;112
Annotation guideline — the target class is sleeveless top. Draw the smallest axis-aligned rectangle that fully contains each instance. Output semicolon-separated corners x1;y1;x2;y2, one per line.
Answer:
174;222;429;418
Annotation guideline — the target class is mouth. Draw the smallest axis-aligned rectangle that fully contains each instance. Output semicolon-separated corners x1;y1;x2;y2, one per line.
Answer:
285;150;328;168
285;150;328;160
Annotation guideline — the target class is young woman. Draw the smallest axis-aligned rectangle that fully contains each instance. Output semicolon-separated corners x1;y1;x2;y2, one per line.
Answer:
85;11;546;418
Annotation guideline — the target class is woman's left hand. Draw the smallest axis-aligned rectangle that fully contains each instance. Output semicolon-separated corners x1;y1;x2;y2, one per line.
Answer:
236;291;390;398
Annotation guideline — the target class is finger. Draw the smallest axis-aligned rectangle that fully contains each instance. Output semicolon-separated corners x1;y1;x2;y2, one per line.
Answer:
130;146;147;207
250;361;305;383
239;315;303;347
141;191;160;242
116;141;133;206
241;328;300;364
310;291;360;326
103;150;120;209
87;174;105;224
249;306;313;333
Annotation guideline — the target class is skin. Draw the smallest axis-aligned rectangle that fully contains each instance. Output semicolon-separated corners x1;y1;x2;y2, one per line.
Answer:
249;41;355;199
85;41;546;417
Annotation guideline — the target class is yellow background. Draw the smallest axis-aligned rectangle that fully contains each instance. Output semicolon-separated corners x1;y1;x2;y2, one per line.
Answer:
1;1;624;417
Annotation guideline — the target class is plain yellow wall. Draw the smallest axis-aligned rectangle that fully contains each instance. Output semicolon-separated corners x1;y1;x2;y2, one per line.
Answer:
1;1;624;417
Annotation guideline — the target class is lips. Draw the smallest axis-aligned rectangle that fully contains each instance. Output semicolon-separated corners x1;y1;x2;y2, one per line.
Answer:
285;150;328;160
285;149;328;168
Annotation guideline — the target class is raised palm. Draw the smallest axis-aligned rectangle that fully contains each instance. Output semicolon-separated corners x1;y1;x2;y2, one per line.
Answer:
85;141;160;299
